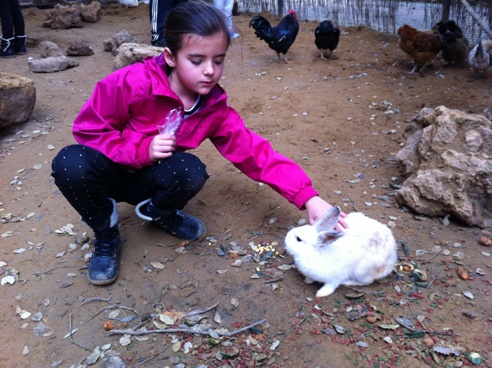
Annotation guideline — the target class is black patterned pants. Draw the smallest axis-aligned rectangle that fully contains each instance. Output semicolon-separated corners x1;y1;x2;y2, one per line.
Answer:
51;145;208;232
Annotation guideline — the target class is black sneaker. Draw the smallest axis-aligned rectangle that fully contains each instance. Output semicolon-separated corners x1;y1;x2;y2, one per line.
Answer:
151;38;165;47
136;198;206;241
88;226;121;286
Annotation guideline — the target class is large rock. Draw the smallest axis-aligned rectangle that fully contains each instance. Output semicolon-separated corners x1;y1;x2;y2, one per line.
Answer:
396;106;492;228
28;56;79;73
79;1;101;23
43;3;83;29
113;43;163;69
103;30;139;54
0;73;36;130
39;40;64;58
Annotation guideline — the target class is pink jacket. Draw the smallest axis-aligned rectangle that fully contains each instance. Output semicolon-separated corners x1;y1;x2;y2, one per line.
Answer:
72;54;318;209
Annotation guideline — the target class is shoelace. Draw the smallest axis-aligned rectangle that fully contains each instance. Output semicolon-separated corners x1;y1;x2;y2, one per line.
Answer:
93;229;119;258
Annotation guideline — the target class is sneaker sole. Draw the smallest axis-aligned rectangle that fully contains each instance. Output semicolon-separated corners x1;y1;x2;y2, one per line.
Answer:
135;198;153;221
89;273;118;286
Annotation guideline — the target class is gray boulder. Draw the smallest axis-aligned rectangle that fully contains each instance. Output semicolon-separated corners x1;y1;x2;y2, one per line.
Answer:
0;73;36;130
39;40;64;58
28;56;79;73
396;106;492;228
113;43;163;70
66;41;94;56
43;4;83;29
103;30;138;54
79;1;101;23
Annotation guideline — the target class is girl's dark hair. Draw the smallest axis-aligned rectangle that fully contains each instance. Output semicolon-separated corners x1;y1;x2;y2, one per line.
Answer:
164;1;231;55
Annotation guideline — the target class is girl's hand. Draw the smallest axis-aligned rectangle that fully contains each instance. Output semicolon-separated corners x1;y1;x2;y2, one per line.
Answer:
149;133;176;162
304;196;348;231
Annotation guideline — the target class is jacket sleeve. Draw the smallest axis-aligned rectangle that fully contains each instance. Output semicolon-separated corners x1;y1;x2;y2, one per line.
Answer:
209;106;318;209
72;68;155;169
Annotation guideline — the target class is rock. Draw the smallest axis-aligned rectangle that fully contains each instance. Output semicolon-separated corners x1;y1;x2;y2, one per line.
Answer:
0;72;36;130
79;1;101;23
39;40;64;57
66;41;94;56
28;56;79;73
396;106;492;228
113;43;163;70
102;356;126;368
103;30;138;54
43;3;83;29
478;236;491;246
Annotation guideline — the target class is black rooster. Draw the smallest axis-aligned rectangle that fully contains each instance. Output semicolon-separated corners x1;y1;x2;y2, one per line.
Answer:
314;20;340;60
249;10;299;63
433;19;468;67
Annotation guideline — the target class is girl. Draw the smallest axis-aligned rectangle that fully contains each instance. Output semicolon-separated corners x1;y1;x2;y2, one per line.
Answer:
51;1;347;286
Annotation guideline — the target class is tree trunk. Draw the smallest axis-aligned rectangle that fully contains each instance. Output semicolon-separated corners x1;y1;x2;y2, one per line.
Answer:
459;0;492;39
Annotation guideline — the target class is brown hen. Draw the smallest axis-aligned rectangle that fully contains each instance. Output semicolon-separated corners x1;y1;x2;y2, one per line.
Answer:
397;24;443;74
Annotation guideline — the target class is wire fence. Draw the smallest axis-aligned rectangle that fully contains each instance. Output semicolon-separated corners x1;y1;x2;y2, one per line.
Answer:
238;0;492;44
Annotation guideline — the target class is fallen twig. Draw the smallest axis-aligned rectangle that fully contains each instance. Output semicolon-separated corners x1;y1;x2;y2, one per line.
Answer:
180;279;199;298
396;317;459;337
80;296;141;323
33;265;69;277
185;302;220;317
80;296;113;306
347;287;384;296
264;276;284;284
426;266;445;289
38;196;48;207
129;346;168;367
68;313;92;352
109;318;266;337
267;317;307;338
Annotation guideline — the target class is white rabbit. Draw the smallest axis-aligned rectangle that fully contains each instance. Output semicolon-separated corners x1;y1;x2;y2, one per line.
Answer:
285;206;397;298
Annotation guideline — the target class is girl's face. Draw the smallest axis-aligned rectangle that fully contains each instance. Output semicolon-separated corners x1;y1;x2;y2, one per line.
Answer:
164;32;228;103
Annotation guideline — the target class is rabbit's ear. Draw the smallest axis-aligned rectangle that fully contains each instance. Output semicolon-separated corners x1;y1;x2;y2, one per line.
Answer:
315;206;344;244
315;206;341;232
318;228;344;244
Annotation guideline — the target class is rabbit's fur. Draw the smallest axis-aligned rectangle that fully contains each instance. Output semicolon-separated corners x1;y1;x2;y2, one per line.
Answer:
285;206;397;298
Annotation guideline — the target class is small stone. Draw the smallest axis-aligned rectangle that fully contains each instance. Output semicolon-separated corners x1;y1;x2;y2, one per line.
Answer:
424;337;434;347
366;316;377;324
478;236;491;246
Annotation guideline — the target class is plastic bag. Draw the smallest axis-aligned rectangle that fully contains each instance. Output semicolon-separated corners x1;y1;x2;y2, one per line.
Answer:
157;107;183;135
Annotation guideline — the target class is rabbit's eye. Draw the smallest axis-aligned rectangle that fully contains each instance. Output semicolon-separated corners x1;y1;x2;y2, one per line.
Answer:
296;236;301;242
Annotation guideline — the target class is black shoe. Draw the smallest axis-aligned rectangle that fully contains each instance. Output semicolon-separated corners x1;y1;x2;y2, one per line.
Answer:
151;39;165;47
14;35;26;54
136;199;206;241
0;37;15;58
88;226;121;285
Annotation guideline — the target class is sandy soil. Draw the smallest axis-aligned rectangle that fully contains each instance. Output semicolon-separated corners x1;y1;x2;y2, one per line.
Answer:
1;3;491;368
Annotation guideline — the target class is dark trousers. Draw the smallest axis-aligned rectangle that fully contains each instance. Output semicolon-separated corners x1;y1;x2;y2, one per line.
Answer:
0;0;24;38
51;145;209;232
149;0;186;43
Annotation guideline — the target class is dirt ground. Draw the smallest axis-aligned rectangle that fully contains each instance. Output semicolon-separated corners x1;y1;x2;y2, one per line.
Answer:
1;3;491;368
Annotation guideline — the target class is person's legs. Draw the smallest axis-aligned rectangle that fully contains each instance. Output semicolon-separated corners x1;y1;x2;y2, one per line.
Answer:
149;0;187;46
52;146;209;284
0;0;15;57
0;0;14;38
11;0;26;54
52;145;130;285
52;145;127;232
149;0;172;46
